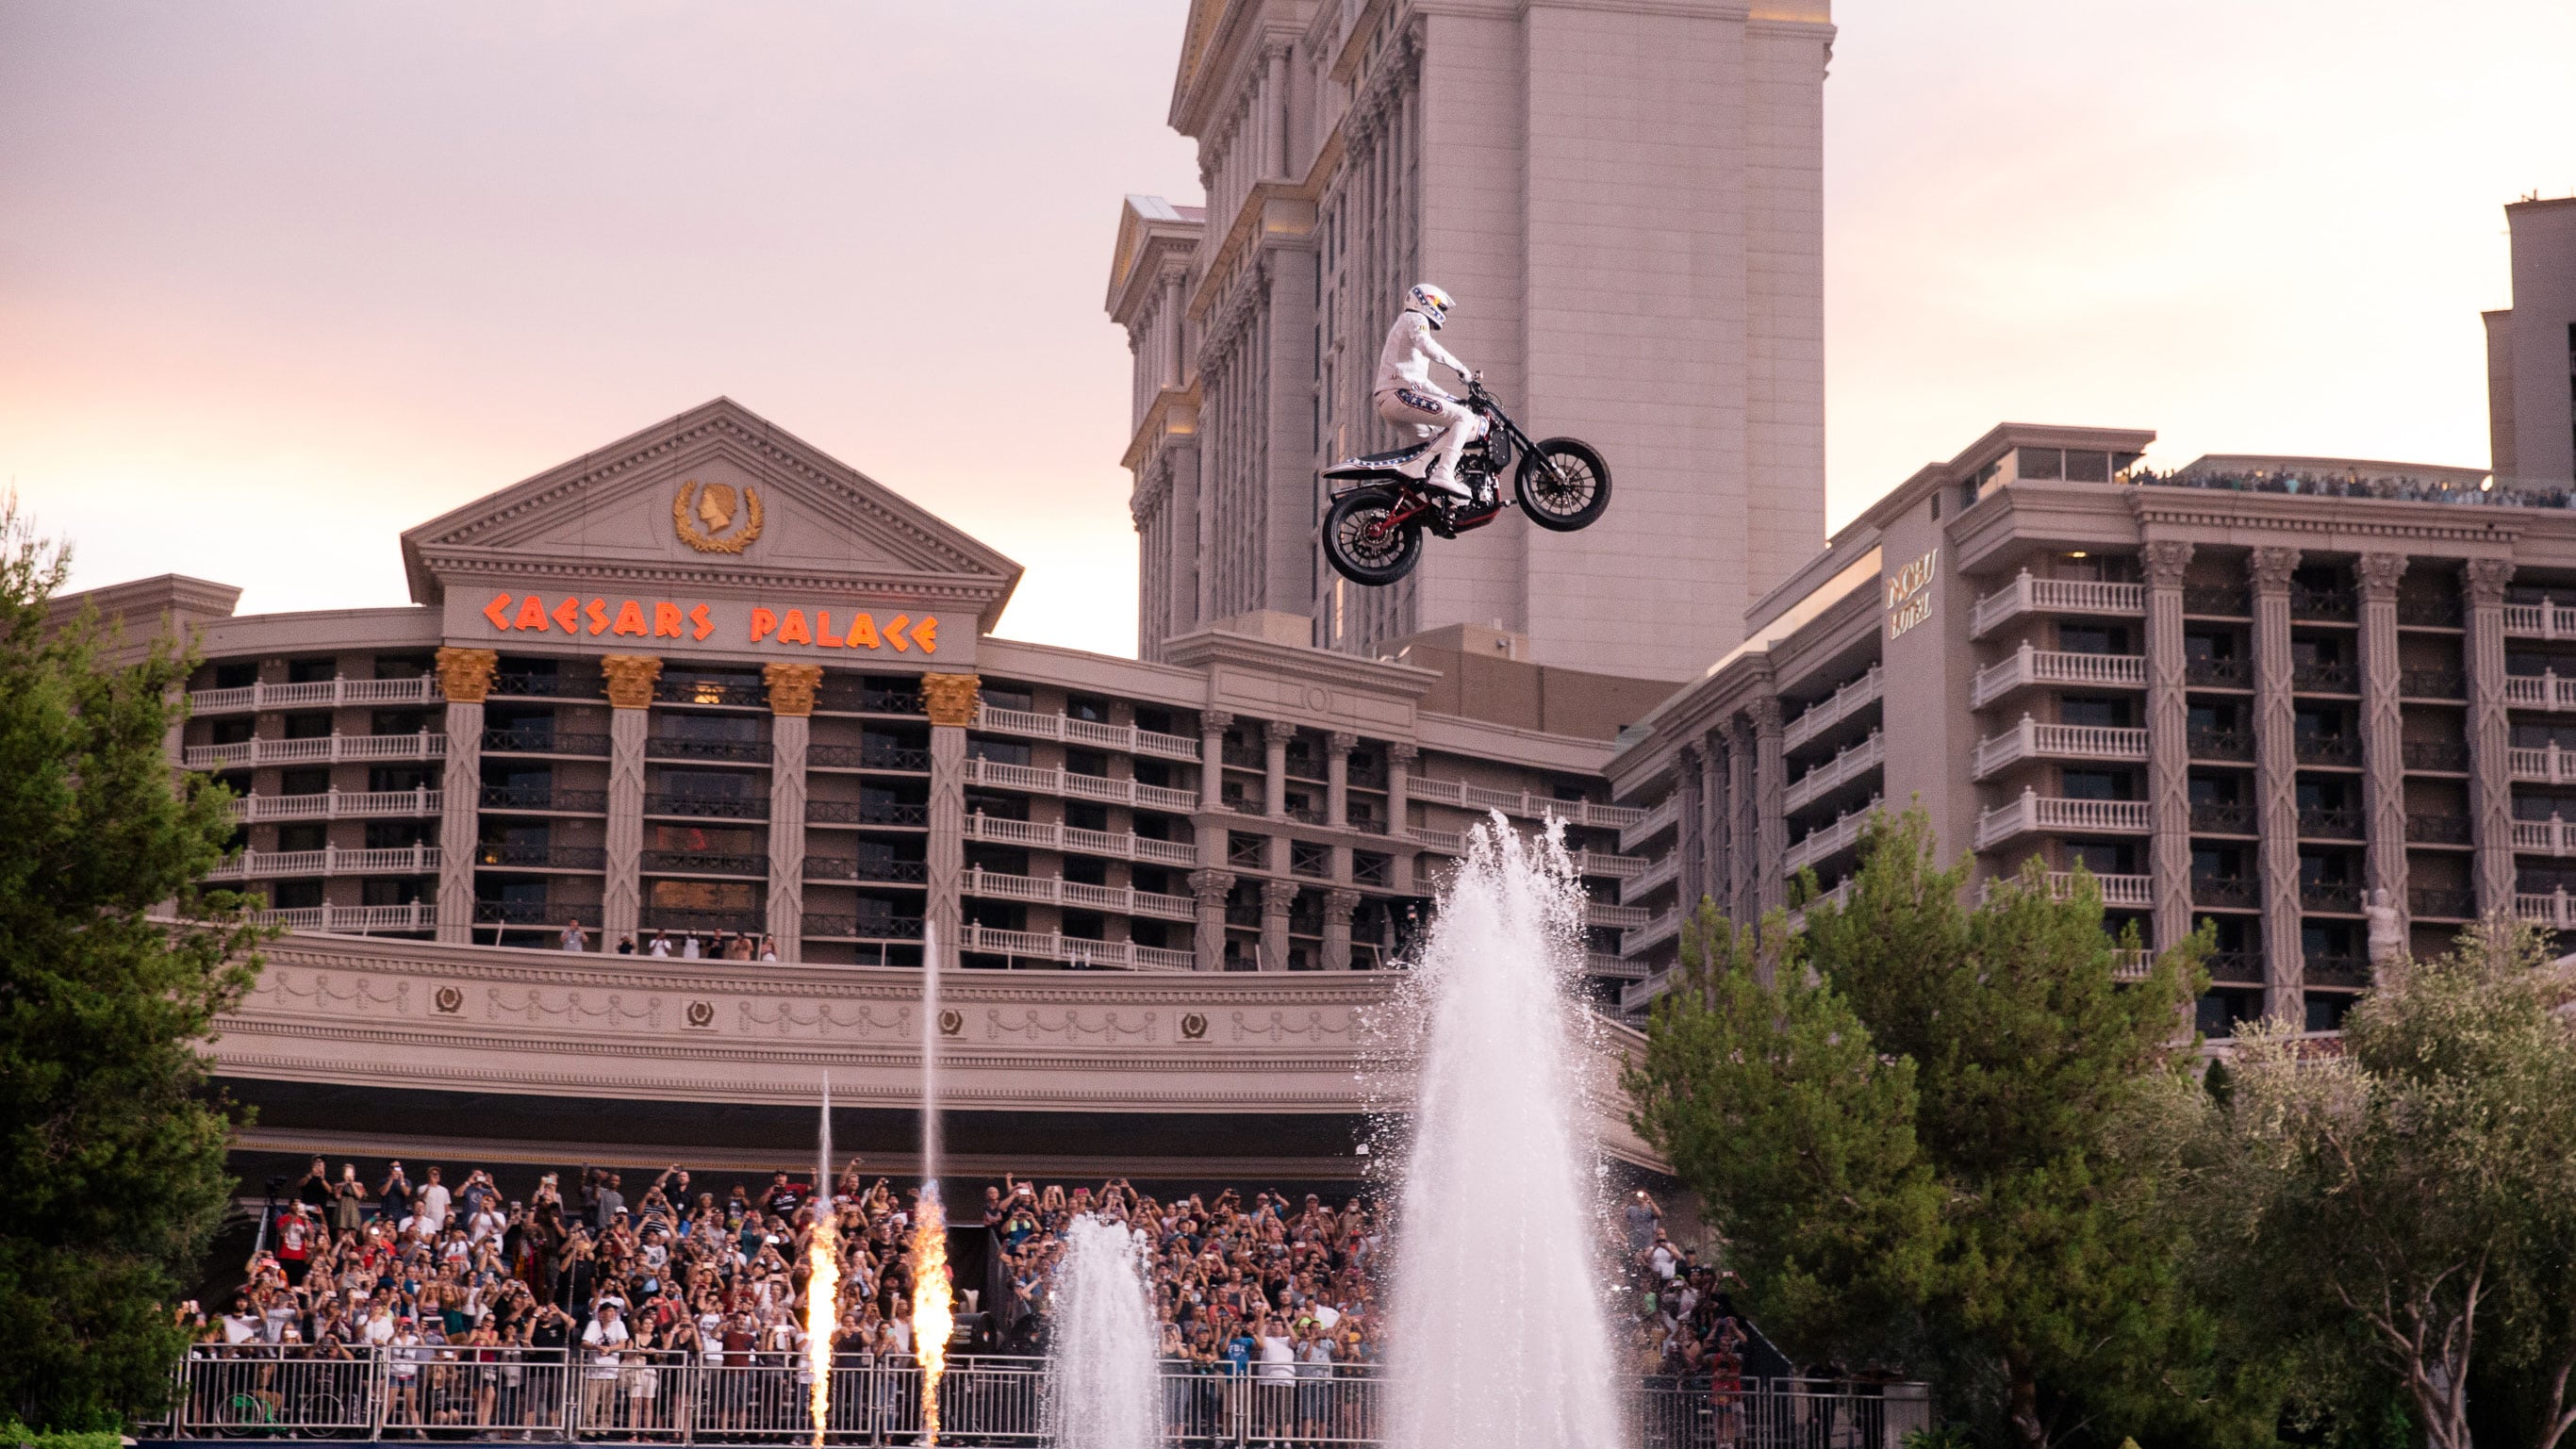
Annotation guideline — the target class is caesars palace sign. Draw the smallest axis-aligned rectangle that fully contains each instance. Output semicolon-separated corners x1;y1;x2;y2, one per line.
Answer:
463;481;945;658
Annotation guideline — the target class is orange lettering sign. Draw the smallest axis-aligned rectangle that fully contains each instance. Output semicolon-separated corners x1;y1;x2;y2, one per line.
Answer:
478;590;934;656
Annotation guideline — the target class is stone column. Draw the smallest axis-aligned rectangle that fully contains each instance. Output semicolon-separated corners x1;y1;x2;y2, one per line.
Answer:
1675;742;1707;914
1323;887;1360;970
433;648;497;945
1326;733;1355;828
2464;559;2518;914
600;654;662;947
763;663;822;963
1263;719;1295;817
1259;878;1296;971
1699;735;1726;915
1727;716;1757;924
1386;743;1418;896
2141;540;2194;951
920;673;980;970
1197;710;1232;810
2354;554;2410;948
2246;548;2304;1024
1753;698;1788;914
1188;868;1233;969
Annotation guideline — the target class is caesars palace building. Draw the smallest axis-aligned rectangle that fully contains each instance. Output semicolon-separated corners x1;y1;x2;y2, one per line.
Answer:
56;0;2576;1184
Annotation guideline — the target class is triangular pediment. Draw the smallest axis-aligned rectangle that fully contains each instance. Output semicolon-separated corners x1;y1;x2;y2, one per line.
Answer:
401;399;1021;629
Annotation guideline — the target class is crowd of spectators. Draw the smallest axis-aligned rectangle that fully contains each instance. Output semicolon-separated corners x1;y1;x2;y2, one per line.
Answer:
189;1158;1775;1437
2129;464;2576;510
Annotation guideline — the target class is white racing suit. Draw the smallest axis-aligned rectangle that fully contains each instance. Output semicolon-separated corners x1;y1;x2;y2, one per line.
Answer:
1372;309;1482;499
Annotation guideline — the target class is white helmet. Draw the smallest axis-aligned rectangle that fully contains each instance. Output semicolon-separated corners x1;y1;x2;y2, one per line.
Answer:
1404;282;1455;330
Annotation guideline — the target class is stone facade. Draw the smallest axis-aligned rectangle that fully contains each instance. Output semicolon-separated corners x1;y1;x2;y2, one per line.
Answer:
2485;195;2576;487
1108;0;1835;681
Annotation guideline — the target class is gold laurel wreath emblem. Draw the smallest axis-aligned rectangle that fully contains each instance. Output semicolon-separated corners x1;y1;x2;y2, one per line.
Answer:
672;481;766;554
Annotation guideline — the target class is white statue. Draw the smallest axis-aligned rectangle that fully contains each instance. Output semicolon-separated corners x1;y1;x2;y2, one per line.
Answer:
2364;887;2403;965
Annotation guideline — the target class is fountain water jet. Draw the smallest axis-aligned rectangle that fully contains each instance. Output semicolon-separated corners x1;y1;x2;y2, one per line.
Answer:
1383;815;1622;1449
1044;1215;1162;1449
804;1075;839;1447
914;924;953;1444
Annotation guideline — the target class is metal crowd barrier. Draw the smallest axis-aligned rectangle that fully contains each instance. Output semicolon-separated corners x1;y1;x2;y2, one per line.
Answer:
161;1345;1927;1446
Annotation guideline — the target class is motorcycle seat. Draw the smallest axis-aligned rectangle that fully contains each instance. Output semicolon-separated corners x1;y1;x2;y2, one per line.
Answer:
1349;442;1433;466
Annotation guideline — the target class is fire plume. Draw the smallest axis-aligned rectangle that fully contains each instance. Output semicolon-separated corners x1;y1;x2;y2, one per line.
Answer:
912;1188;952;1445
804;1210;839;1446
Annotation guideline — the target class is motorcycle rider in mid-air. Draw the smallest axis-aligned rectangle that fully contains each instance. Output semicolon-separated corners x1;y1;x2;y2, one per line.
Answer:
1373;283;1485;503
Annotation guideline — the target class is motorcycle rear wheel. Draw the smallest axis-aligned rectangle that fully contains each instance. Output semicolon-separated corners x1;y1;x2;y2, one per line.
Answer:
1515;438;1612;532
1323;490;1425;586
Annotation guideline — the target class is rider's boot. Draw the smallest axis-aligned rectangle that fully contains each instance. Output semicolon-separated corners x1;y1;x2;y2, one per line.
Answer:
1424;461;1473;504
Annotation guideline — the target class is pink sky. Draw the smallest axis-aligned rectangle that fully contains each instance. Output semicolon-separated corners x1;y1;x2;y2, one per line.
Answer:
4;0;2572;654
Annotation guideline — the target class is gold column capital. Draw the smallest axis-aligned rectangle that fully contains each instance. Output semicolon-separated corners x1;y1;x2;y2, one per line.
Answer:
919;672;982;728
434;647;499;704
600;654;663;710
762;662;825;717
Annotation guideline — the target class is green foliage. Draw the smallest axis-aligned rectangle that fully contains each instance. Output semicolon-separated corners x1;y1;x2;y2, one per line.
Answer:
0;1422;124;1449
1630;809;2236;1449
0;503;266;1429
2188;919;2576;1449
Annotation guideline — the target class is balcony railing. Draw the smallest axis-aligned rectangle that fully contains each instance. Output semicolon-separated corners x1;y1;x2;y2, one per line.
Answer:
2188;726;2254;761
189;675;442;716
209;844;441;881
976;703;1203;762
249;900;438;934
2191;873;2257;908
2206;948;2264;982
2519;889;2576;930
2406;812;2473;844
2293;733;2358;766
1399;776;1644;831
2296;806;2361;839
2290;660;2355;693
2510;814;2576;856
1971;717;2144;782
1620;906;1684;959
2183;585;2250;617
643;793;768;820
813;682;923;716
475;843;606;871
2510;744;2576;784
645;736;768;764
2502;670;2576;712
809;741;933;772
226;786;441;823
960;757;1201;814
1618;794;1678;852
804;855;928;884
2399;595;2465;628
2410;886;2476;918
1968;570;2145;640
641;908;768;936
960;865;1197;922
963;812;1198;867
1782;878;1856;934
639;849;768;878
1971;644;2146;710
1576;848;1647;881
2289;585;2356;621
1785;730;1884;812
1623;848;1678;901
1783;796;1883;876
490;672;598;699
1973;789;2149;851
653;679;766;708
2502;601;2576;638
471;899;602;927
806;799;931;827
959;922;1197;971
2305;954;2371;988
2402;739;2469;772
2399;668;2465;699
801;913;925;941
479;785;608;814
1981;870;2153;910
182;730;446;770
2189;800;2254;834
1782;664;1884;752
483;729;610;757
2300;881;2363;913
2185;656;2250;688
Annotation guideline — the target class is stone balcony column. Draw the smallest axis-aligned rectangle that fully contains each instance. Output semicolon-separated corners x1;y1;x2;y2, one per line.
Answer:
2141;540;2194;951
2246;548;2303;1024
2354;554;2410;952
1726;716;1756;924
433;648;497;945
1323;887;1360;970
762;663;823;963
2464;559;2518;915
1188;868;1234;969
1326;732;1355;828
1753;699;1787;914
920;673;981;971
1194;709;1236;922
1197;709;1232;810
1386;742;1418;894
1259;878;1296;971
1699;733;1726;915
599;654;662;947
1263;719;1295;817
1674;742;1707;913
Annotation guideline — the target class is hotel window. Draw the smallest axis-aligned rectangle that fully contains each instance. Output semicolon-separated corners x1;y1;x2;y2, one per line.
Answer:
287;657;338;684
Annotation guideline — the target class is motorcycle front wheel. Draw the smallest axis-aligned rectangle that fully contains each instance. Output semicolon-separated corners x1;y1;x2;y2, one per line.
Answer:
1516;438;1612;532
1322;489;1425;586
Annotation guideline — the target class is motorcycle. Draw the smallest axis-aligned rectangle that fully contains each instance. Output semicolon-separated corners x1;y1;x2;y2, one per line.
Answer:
1318;379;1611;587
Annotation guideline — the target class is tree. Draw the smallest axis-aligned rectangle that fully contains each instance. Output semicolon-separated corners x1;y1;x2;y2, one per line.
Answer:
1630;810;2224;1449
0;504;263;1428
2190;918;2576;1449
